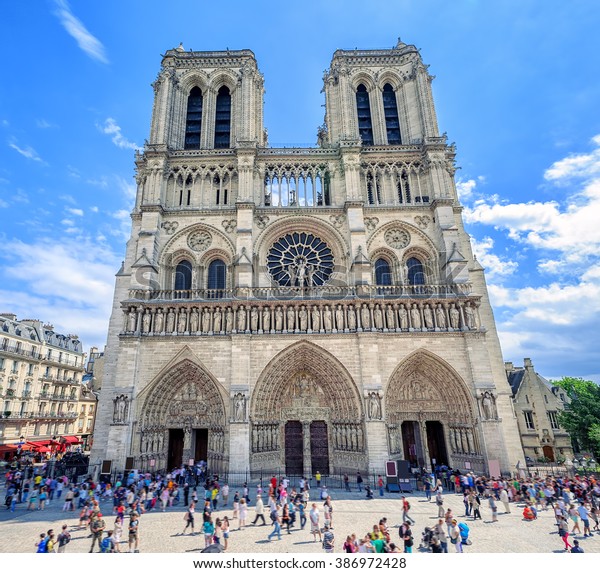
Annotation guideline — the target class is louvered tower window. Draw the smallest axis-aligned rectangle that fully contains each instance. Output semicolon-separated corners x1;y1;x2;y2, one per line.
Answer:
383;84;401;144
184;87;203;149
214;86;231;148
356;84;373;146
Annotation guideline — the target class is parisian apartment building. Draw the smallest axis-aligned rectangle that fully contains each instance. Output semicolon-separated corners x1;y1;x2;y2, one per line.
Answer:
0;313;97;457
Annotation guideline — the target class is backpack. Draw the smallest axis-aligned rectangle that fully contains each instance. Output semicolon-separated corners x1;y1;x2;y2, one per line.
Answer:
100;537;112;553
406;501;410;510
270;509;278;522
37;538;49;553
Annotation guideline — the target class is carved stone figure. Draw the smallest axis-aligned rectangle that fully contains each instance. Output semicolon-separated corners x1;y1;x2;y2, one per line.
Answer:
177;311;187;333
360;304;371;329
368;392;382;419
234;393;246;421
237;305;246;331
423;304;434;329
335;305;344;330
128;309;137;333
347;305;356;330
480;391;496;420
275;306;284;331
225;307;233;332
262;307;270;331
142;310;151;333
166;309;175;333
311;306;321;331
435;304;446;329
323;306;332;331
190;308;199;332
250;307;259;331
202;308;211;333
465;303;476;329
385;305;395;329
398;305;408;329
410;304;421;329
449;304;460;329
113;395;129;423
286;306;295;331
373;304;383;329
213;307;222;332
154;308;164;333
299;306;308;331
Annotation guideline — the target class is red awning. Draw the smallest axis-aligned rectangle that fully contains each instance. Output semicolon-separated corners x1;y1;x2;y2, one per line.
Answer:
62;436;83;444
0;444;18;454
27;440;52;447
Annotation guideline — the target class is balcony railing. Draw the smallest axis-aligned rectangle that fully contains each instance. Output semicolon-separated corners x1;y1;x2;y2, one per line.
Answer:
21;390;32;398
0;344;41;360
41;375;79;385
39;411;78;420
129;283;472;303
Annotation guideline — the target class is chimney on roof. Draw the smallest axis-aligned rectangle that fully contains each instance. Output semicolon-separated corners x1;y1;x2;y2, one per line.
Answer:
0;313;17;321
524;358;534;370
504;361;514;372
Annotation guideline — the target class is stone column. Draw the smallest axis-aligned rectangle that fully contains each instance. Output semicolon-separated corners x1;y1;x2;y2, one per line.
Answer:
302;421;312;478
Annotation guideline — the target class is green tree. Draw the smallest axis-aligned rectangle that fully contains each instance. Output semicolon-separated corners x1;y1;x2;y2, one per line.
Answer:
554;377;600;456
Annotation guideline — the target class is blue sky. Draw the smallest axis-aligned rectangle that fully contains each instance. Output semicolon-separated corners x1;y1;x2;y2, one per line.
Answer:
0;1;599;381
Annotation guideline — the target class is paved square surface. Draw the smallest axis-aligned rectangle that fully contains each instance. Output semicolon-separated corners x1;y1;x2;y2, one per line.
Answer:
1;488;598;554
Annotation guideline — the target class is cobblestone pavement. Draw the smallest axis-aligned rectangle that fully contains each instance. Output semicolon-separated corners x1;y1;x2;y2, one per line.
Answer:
1;488;599;553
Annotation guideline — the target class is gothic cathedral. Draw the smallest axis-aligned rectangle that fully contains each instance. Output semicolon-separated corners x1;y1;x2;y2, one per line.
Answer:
91;40;524;478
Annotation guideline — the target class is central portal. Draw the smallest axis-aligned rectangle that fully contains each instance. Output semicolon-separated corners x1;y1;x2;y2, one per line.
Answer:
310;421;329;475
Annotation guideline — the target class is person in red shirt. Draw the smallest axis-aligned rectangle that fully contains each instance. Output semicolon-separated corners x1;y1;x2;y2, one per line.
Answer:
378;475;385;497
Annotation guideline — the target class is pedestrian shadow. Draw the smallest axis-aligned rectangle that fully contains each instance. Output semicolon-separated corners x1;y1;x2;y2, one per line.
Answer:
293;540;317;545
551;549;568;553
255;539;274;544
185;548;204;552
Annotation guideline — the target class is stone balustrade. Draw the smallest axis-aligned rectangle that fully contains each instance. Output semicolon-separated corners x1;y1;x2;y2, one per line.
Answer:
121;289;482;337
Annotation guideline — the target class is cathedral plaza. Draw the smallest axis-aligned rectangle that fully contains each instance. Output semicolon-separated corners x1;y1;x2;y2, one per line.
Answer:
1;487;596;554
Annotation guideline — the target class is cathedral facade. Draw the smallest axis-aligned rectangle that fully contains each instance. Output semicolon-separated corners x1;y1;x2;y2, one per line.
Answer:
91;40;524;478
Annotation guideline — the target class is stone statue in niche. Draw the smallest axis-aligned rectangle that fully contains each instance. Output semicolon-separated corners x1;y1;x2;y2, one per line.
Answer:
213;308;222;333
275;306;283;331
189;308;199;333
423;304;434;329
335;305;344;330
262;307;270;331
154;308;164;333
435;304;446;329
449;304;460;329
385;304;395;329
410;303;421;329
360;304;371;329
347;305;356;330
166;308;175;333
113;395;129;423
373;304;383;329
234;393;246;421
202;308;211;333
311;306;321;331
237;305;246;331
480;391;497;420
299;306;308;331
225;307;233;332
177;311;187;333
142;310;151;333
368;392;382;420
323;305;332;331
398;305;408;329
250;307;259;331
286;306;295;330
128;309;137;333
464;303;476;330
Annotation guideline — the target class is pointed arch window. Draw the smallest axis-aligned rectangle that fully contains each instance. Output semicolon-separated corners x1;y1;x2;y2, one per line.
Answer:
184;87;203;149
382;84;401;144
406;257;425;286
375;258;392;286
214;86;231;148
174;260;193;291
356;84;373;146
208;259;227;296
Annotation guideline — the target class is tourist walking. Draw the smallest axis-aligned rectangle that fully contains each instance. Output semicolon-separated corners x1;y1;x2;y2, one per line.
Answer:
267;505;282;542
322;524;335;553
222;516;230;551
238;498;248;529
252;495;266;525
401;496;414;525
56;525;71;553
89;512;106;552
448;519;462;553
310;503;322;542
183;502;195;535
202;516;215;548
128;511;140;553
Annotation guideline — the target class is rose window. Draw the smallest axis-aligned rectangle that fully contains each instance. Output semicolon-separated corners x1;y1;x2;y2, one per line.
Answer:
267;232;334;287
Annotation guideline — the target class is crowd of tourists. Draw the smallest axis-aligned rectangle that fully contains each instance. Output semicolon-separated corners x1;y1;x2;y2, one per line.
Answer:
3;464;600;553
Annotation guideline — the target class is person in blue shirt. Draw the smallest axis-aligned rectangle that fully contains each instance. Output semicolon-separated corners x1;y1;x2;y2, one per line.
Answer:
571;539;584;553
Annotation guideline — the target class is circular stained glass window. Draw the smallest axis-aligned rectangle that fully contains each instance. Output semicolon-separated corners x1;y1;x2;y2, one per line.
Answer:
267;232;335;287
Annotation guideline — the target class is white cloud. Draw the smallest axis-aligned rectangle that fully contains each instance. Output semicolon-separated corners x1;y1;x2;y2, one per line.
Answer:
8;141;46;164
66;207;84;216
544;134;600;181
86;176;108;188
36;119;58;129
0;236;119;348
116;175;137;201
0;199;8;208
456;178;477;201
470;236;518;279
61;218;75;226
53;0;109;64
97;118;140;151
59;194;76;204
90;206;99;213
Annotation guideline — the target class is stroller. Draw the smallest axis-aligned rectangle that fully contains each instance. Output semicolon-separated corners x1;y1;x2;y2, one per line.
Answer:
419;526;435;550
365;485;374;499
458;522;472;546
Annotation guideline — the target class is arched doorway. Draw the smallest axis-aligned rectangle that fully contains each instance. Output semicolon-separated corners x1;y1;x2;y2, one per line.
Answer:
136;359;228;473
386;350;480;470
250;342;365;477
